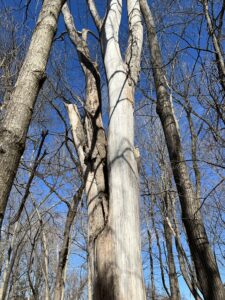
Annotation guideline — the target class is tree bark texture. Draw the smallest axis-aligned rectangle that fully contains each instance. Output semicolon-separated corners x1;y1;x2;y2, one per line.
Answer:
100;1;146;299
171;194;203;300
71;0;146;298
139;0;225;299
0;0;66;233
63;4;109;299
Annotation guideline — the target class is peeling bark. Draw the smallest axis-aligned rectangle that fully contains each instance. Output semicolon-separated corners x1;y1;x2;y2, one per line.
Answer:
63;4;109;299
67;0;146;298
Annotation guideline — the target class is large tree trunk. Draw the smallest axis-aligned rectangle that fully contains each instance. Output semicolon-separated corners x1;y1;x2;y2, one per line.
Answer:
80;0;146;298
100;1;146;298
139;1;225;299
0;0;66;233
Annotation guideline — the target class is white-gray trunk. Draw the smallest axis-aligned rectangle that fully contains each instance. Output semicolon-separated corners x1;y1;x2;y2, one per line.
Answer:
66;1;146;298
101;0;146;298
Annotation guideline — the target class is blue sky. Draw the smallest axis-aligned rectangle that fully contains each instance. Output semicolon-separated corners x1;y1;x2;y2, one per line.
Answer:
1;0;224;299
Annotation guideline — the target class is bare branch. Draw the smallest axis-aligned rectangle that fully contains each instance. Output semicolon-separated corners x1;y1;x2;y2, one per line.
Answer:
86;0;102;31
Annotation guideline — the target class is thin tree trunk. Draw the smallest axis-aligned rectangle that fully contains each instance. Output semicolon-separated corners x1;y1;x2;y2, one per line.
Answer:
202;0;225;94
147;229;156;300
0;245;18;300
33;205;50;300
0;0;66;233
144;209;156;300
0;222;19;300
184;104;201;203
27;228;41;300
54;186;83;300
0;224;26;300
162;191;180;300
7;246;21;299
139;1;225;299
158;158;180;299
151;198;170;298
10;130;48;226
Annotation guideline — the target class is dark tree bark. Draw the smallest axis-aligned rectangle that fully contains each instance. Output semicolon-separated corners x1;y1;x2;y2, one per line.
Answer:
146;227;156;300
54;186;83;300
171;193;203;300
139;0;225;299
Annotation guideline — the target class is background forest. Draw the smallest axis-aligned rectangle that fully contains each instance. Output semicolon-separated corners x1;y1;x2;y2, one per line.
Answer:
0;0;224;299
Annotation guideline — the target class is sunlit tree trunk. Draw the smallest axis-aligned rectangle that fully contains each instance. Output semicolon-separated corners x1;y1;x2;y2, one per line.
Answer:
0;0;66;233
87;0;146;298
101;1;145;298
140;0;225;299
